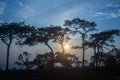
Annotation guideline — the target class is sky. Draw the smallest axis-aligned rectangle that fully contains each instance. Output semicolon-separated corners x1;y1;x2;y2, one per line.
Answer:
0;0;120;30
0;0;120;69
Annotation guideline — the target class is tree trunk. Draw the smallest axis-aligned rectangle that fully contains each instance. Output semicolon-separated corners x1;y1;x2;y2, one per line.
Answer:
96;46;100;67
6;44;10;71
93;47;97;68
45;42;54;69
45;42;54;54
82;35;85;67
5;37;12;71
61;42;65;54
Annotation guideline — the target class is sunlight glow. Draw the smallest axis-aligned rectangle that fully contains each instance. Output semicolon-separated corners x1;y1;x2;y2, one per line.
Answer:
64;44;70;50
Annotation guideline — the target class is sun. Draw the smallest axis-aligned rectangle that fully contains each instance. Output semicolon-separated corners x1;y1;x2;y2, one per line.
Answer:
64;44;70;50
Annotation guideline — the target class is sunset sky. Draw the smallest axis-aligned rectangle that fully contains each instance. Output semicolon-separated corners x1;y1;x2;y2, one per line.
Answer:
0;0;120;69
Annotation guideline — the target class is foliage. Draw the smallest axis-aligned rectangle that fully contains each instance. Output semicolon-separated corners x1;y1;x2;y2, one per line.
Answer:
51;26;71;54
55;52;79;68
0;22;33;71
33;52;53;70
90;29;120;48
64;18;96;67
15;51;33;70
86;29;120;68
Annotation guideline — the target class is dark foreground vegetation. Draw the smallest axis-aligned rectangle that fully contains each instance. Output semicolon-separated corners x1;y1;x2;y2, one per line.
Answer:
0;68;120;80
0;18;120;80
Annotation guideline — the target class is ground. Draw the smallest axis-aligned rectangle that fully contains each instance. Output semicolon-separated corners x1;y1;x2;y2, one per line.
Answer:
0;68;120;80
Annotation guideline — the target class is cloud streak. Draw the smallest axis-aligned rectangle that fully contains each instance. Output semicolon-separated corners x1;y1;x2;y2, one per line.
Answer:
93;11;120;19
92;3;120;19
17;0;24;6
0;1;6;16
15;0;35;20
106;3;120;8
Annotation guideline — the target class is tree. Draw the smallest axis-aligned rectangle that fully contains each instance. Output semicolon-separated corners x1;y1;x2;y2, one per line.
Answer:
103;48;120;68
33;52;52;70
64;18;96;67
21;25;69;69
0;22;32;71
37;26;55;54
15;51;33;70
89;29;120;67
54;52;78;68
22;25;64;69
37;26;71;69
51;26;71;54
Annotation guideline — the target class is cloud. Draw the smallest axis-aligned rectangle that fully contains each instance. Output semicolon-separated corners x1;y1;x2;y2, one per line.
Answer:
118;9;120;12
15;0;35;19
106;3;120;8
93;3;120;19
0;1;6;16
20;8;35;19
25;5;34;13
38;6;81;26
17;0;34;13
17;0;24;6
94;12;108;16
108;13;120;18
93;11;120;19
92;2;120;19
106;4;113;7
42;4;93;26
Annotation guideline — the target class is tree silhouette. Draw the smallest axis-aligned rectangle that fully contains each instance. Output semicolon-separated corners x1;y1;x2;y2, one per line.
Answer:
33;54;44;70
54;52;78;68
15;51;33;70
100;48;120;68
0;22;31;71
89;29;120;67
37;26;55;69
90;48;120;68
37;26;54;54
51;26;71;54
114;48;120;65
64;18;96;67
104;53;116;67
21;25;68;69
33;52;53;70
40;26;71;69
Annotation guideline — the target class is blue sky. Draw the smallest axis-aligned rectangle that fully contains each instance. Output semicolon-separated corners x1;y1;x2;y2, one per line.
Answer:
0;0;120;30
0;0;120;69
